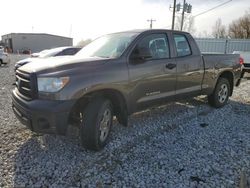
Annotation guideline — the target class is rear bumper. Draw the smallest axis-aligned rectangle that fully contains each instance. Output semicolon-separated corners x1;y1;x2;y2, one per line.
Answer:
243;64;250;72
11;89;76;135
243;68;250;73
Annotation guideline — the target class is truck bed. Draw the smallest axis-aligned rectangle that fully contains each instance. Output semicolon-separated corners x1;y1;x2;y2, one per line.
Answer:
201;53;241;94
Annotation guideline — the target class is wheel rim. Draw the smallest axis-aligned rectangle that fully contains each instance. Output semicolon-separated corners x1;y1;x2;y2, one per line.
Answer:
99;108;111;142
218;84;228;103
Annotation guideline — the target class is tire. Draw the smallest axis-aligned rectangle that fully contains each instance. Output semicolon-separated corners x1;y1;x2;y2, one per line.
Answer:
0;59;2;66
208;78;230;108
80;98;113;151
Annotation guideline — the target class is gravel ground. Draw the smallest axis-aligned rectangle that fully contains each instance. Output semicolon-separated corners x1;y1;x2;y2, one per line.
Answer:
0;56;250;187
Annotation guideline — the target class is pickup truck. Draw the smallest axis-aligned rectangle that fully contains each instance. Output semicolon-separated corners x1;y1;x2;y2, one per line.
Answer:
233;51;250;74
12;29;242;150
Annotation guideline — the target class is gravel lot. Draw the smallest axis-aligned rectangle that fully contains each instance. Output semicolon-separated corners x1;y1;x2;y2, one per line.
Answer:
0;55;250;187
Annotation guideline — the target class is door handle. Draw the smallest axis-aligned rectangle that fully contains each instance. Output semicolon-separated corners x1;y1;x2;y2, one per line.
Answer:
165;63;176;69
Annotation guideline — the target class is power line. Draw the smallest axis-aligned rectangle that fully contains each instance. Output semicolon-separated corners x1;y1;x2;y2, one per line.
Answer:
162;0;232;29
193;0;232;18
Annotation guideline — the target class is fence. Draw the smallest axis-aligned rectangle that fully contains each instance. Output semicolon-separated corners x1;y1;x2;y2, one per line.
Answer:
195;38;250;54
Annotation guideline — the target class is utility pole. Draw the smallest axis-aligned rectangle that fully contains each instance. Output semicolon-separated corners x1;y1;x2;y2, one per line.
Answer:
147;19;156;29
180;0;186;31
170;1;192;31
171;0;177;30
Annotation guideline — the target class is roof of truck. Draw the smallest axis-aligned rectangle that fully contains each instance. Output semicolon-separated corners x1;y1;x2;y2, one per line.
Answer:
111;29;189;35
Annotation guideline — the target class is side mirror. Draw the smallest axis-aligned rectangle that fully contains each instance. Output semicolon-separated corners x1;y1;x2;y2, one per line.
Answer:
130;47;152;63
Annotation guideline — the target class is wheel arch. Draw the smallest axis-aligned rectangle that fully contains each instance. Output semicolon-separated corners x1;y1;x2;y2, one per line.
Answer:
69;88;128;125
217;71;234;96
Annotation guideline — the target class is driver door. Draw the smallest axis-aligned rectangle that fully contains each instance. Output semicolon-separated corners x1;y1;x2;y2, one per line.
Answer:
128;33;177;110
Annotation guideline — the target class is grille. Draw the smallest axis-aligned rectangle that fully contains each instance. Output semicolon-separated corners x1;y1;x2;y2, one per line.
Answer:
15;70;37;100
243;63;250;68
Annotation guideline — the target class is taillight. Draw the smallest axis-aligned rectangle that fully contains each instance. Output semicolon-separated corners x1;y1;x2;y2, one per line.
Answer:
239;57;244;65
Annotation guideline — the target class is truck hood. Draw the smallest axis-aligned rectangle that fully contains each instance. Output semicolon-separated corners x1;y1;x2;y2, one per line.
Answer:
19;56;109;73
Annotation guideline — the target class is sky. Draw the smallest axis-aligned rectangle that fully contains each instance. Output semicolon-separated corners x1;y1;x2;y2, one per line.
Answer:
0;0;249;44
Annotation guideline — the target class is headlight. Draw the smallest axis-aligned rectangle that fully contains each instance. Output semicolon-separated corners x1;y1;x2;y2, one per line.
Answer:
38;77;69;93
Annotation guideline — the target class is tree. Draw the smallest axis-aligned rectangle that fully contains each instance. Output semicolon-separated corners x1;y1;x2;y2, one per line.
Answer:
76;39;92;47
175;15;196;34
228;10;250;39
212;18;226;38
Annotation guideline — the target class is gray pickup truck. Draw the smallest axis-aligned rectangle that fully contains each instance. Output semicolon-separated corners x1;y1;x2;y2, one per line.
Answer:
12;29;242;150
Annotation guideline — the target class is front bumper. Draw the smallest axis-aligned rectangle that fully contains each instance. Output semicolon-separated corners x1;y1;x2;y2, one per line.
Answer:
11;89;76;135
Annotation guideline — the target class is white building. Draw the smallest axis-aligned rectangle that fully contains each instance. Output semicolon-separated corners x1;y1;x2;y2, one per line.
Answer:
1;33;73;53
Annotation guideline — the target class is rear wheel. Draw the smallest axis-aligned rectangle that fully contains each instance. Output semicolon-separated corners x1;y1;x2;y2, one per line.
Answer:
208;78;230;108
79;98;113;151
0;59;2;66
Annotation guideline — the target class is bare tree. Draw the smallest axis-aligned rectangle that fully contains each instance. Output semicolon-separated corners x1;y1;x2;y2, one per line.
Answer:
197;30;213;38
175;15;196;34
240;14;250;38
229;10;250;39
212;18;226;38
76;39;92;47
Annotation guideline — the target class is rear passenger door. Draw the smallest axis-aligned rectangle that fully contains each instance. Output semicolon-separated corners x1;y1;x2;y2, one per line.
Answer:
128;33;177;110
173;33;203;97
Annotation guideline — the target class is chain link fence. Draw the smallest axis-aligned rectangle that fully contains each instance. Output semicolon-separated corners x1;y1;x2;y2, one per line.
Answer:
195;38;250;54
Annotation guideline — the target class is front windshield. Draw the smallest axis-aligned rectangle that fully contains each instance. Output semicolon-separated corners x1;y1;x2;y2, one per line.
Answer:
77;33;138;58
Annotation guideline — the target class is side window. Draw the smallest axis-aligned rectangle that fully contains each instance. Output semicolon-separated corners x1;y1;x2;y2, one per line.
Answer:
132;34;170;60
55;50;64;56
65;48;81;55
61;48;79;56
174;34;191;57
55;48;80;56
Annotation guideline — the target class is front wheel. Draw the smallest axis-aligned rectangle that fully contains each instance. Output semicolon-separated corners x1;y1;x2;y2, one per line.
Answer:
80;98;113;151
208;78;230;108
